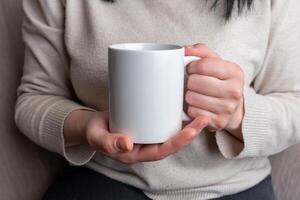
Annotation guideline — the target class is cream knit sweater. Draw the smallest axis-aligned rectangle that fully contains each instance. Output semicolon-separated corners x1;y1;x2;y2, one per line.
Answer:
15;0;300;199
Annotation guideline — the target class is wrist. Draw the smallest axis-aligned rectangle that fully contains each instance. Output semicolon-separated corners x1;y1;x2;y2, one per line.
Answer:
64;110;95;147
225;98;244;142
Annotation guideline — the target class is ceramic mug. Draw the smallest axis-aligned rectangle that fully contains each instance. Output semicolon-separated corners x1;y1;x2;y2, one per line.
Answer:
108;43;199;144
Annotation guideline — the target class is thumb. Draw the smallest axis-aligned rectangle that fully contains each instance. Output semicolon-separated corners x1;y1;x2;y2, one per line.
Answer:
88;130;134;154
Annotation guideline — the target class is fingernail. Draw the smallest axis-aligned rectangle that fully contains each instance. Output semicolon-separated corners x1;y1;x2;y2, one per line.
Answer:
116;139;128;152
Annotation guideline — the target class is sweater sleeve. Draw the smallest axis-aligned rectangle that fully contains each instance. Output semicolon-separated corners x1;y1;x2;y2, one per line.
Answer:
15;0;96;165
215;0;300;159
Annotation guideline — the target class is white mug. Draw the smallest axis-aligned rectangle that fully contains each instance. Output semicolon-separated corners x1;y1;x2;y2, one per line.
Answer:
108;43;199;144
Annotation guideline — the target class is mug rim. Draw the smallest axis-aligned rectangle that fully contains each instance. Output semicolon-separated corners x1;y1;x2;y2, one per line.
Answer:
109;43;183;52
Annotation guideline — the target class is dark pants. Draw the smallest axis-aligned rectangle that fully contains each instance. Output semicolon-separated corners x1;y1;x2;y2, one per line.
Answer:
44;166;276;200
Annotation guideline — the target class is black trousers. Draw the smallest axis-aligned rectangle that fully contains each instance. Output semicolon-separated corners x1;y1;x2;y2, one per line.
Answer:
44;166;276;200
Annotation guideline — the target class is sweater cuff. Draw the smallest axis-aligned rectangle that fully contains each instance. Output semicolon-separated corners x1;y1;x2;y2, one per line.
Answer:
40;99;96;165
216;87;272;159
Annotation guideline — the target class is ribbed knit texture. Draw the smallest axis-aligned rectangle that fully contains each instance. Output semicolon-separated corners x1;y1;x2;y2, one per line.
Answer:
15;0;300;199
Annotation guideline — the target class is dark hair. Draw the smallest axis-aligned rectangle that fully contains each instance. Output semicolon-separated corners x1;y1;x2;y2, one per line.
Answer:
103;0;253;20
213;0;253;19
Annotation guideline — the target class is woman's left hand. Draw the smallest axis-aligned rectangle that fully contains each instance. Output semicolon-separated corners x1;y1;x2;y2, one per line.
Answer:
185;44;244;141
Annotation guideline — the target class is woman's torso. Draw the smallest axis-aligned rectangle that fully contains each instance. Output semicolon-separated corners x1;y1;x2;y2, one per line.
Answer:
64;0;272;199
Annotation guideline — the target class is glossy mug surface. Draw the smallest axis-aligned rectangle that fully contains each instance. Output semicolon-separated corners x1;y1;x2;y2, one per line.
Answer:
108;43;199;144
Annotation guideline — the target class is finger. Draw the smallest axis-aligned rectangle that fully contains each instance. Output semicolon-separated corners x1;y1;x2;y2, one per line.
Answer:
92;131;134;154
100;143;142;164
109;143;160;164
108;117;209;163
187;105;215;119
186;74;226;98
125;117;208;162
127;128;196;163
187;58;235;80
184;44;219;58
187;106;227;130
156;116;209;157
185;90;223;114
182;115;210;130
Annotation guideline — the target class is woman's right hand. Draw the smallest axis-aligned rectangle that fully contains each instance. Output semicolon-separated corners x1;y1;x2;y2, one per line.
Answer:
64;110;208;165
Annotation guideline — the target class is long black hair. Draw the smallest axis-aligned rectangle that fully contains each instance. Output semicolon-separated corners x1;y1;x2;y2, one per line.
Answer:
214;0;253;19
103;0;254;20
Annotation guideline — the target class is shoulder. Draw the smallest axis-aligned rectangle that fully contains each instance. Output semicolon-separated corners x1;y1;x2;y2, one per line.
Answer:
23;0;65;29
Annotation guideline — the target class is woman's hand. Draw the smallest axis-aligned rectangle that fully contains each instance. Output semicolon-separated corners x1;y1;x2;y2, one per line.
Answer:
185;44;244;141
64;110;208;165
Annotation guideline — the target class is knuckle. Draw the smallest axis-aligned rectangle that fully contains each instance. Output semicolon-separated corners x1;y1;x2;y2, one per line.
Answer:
215;116;228;129
187;106;198;118
189;60;207;75
187;74;197;89
101;136;116;154
199;57;210;64
237;71;244;82
170;139;183;150
86;131;102;149
233;63;244;80
195;60;206;74
185;91;194;104
85;132;95;147
229;88;243;100
101;143;114;154
223;103;236;114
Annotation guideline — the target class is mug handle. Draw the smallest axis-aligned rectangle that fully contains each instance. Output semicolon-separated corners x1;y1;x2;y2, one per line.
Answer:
181;56;201;121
